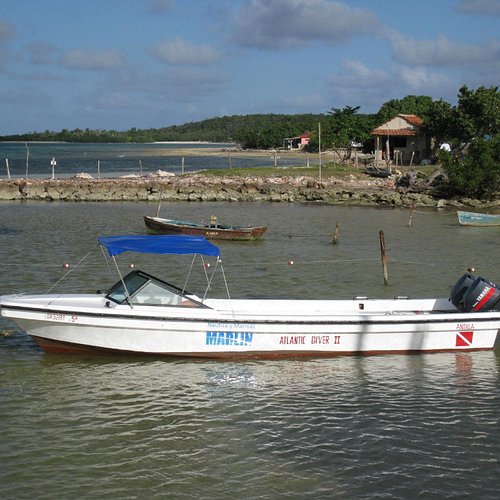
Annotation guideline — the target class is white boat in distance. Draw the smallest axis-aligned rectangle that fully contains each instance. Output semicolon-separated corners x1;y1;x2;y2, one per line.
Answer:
457;210;500;227
1;235;499;358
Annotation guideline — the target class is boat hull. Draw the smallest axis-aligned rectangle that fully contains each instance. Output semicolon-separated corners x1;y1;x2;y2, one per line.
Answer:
144;216;267;241
2;296;499;358
457;211;500;227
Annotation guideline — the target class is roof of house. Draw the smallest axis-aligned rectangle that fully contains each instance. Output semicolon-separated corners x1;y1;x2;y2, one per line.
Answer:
286;133;311;140
401;114;423;126
371;114;424;136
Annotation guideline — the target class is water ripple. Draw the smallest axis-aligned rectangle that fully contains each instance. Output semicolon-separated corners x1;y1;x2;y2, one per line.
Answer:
0;352;499;498
1;202;500;498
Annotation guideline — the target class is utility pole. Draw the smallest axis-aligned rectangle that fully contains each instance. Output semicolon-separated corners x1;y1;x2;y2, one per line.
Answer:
318;122;322;181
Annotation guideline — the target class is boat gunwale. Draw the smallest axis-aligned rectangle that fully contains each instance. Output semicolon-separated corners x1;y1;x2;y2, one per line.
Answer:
3;302;500;326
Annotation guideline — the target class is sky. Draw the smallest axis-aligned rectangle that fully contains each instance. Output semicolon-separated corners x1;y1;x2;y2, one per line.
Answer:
0;0;499;135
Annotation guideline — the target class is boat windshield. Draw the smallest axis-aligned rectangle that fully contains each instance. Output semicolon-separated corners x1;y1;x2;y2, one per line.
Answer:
105;270;205;307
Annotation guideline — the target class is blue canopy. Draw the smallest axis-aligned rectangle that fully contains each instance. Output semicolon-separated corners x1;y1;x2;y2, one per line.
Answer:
98;235;220;257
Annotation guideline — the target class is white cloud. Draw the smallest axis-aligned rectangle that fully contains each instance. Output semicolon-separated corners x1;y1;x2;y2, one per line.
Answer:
90;92;139;110
0;20;14;42
390;33;500;67
157;68;229;95
260;92;325;113
325;61;391;111
99;66;230;105
27;42;58;65
0;21;15;70
397;66;451;92
232;0;380;49
327;60;392;89
61;49;127;71
0;87;53;106
151;38;221;65
457;0;500;15
325;60;453;111
349;60;391;85
149;0;175;14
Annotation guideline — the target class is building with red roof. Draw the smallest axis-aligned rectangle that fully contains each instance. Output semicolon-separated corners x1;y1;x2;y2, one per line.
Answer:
371;114;430;166
284;133;311;149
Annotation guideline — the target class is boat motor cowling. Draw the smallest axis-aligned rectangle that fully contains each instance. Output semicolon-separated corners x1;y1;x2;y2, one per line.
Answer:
462;276;500;312
450;273;475;311
450;274;500;312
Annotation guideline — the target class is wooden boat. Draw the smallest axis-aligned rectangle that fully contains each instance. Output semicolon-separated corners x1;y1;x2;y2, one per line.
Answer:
1;235;499;358
457;211;500;227
144;215;267;241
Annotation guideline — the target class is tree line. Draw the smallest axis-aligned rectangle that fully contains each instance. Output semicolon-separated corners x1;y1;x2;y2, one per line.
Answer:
1;84;498;199
0;114;325;145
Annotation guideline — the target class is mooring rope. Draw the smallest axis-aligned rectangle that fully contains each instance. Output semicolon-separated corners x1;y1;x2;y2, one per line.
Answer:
0;255;463;271
220;257;442;268
45;249;96;294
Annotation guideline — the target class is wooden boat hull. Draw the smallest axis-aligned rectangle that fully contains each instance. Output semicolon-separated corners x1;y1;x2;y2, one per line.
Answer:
2;295;499;358
144;216;267;241
457;211;500;227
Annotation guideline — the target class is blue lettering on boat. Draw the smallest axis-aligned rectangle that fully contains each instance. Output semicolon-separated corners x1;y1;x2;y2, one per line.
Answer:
206;331;253;346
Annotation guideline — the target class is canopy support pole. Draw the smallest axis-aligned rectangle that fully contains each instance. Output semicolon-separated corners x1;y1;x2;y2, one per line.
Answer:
219;262;231;302
202;258;231;301
111;255;134;309
202;257;233;313
182;254;197;294
203;258;219;301
100;244;119;281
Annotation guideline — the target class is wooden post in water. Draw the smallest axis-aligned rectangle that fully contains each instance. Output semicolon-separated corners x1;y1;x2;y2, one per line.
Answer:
228;153;232;170
181;157;185;174
331;221;340;244
379;230;389;285
5;158;11;179
139;160;143;176
51;157;56;179
155;191;163;217
97;160;101;179
318;122;322;182
25;142;29;179
408;205;415;227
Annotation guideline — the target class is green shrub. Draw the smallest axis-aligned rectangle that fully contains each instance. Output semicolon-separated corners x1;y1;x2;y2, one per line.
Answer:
441;135;500;199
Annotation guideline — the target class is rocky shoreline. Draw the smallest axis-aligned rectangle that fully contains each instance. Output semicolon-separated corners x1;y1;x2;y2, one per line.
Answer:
0;173;497;208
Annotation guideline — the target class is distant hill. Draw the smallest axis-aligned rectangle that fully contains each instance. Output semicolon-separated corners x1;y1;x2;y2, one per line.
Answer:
0;113;326;146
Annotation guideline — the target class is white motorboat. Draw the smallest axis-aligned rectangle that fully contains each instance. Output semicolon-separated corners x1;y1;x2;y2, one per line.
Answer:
1;235;499;358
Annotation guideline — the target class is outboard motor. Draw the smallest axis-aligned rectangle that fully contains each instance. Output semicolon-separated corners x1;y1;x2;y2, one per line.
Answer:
450;273;475;311
462;276;500;312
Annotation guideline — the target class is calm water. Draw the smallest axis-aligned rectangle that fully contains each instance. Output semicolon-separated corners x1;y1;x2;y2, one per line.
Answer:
0;142;307;178
1;201;499;499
